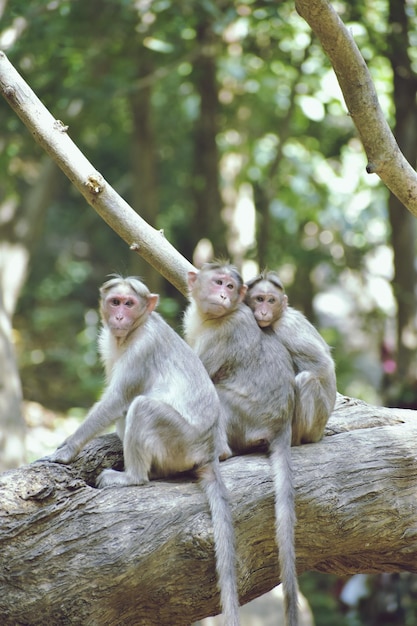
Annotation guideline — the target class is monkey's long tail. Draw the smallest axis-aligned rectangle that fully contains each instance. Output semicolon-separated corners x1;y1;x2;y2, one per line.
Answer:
270;423;299;626
199;461;240;626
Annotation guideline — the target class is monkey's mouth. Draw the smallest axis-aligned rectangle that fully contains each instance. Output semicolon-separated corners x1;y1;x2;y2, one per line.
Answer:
257;318;271;328
206;301;229;317
110;326;130;337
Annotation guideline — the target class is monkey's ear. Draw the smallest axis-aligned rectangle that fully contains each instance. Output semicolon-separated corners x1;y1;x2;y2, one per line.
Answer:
187;271;198;290
238;284;248;302
147;294;159;313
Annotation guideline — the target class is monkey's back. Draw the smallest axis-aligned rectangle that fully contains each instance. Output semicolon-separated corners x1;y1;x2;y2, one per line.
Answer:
275;307;335;370
185;302;295;449
274;307;337;427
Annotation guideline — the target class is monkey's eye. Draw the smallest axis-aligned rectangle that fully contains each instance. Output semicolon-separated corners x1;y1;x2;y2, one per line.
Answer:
125;300;134;307
111;298;121;306
255;296;264;303
215;279;223;285
268;298;276;304
226;283;234;290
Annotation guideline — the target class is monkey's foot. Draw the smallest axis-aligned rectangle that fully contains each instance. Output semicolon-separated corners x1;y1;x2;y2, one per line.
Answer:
244;438;269;453
96;468;148;488
218;446;233;461
47;444;77;465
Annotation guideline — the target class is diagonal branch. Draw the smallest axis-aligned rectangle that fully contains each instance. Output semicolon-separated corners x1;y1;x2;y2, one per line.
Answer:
295;0;417;217
0;51;194;295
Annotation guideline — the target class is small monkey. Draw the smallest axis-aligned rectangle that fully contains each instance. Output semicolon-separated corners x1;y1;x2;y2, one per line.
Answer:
184;262;299;626
245;271;336;445
48;275;240;626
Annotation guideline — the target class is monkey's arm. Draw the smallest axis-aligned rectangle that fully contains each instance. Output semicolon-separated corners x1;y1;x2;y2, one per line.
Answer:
48;390;129;464
278;308;334;370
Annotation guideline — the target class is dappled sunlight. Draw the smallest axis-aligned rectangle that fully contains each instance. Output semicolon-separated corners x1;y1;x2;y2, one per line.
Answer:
24;401;86;463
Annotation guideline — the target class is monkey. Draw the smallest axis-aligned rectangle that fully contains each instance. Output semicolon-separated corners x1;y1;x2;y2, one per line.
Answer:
183;262;299;626
47;275;240;626
245;270;337;446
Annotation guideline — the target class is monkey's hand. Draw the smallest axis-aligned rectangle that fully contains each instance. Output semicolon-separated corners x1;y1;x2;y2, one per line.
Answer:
47;440;79;465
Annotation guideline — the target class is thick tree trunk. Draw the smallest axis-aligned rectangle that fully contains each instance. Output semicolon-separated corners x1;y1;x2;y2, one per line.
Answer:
129;53;164;294
387;0;417;387
0;291;24;470
191;19;226;259
0;157;61;470
1;395;417;625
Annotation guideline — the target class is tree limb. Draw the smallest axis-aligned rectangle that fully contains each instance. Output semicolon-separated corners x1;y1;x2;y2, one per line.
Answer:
1;395;417;625
295;0;417;217
0;51;194;296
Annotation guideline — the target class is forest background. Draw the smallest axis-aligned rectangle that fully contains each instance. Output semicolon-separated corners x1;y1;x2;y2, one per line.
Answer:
1;0;417;624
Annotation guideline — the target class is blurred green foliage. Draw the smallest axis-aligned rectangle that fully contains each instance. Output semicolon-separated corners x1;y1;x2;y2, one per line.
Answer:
2;0;410;413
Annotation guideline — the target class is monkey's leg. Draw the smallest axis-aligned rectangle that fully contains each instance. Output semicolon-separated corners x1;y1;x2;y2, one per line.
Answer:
216;412;232;461
97;396;210;488
292;371;329;445
115;415;126;441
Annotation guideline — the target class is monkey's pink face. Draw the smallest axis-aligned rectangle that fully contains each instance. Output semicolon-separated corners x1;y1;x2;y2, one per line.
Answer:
201;272;242;318
247;291;282;328
104;291;144;337
251;298;275;327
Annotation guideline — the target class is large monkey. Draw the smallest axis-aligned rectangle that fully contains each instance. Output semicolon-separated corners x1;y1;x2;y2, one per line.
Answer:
183;262;299;626
48;276;240;626
245;271;336;445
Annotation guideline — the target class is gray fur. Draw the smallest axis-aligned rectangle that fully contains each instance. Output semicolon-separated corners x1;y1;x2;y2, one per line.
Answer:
184;263;299;626
48;276;240;626
245;271;336;445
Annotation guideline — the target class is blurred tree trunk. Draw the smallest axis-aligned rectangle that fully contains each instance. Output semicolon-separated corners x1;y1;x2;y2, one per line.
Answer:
129;53;163;294
0;157;60;469
0;288;24;470
256;44;308;270
190;17;226;262
386;0;417;400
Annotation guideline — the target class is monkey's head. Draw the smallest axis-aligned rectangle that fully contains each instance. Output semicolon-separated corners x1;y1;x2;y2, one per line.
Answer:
100;275;159;338
245;271;288;328
187;262;247;320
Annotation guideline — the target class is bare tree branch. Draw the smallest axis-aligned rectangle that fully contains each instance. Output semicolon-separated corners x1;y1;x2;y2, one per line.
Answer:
0;51;194;296
295;0;417;217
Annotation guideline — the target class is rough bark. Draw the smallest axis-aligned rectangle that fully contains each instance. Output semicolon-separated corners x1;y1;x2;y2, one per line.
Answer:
295;0;417;217
1;394;417;625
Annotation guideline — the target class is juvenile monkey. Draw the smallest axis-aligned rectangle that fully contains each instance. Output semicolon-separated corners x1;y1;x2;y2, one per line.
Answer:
245;271;336;445
184;262;299;626
48;275;240;626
